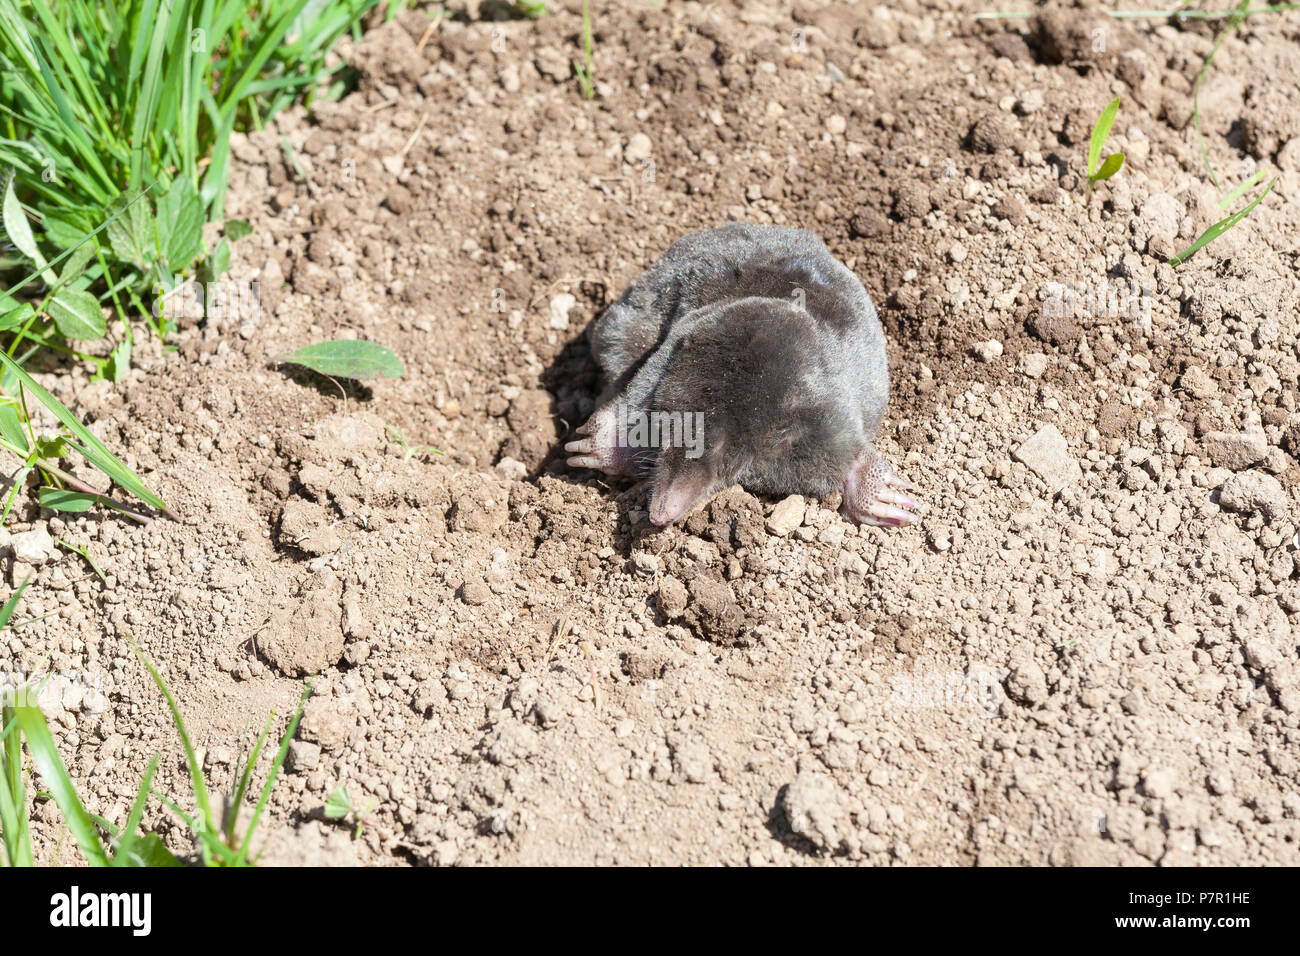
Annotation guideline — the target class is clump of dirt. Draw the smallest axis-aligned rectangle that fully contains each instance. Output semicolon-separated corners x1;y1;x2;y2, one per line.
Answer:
5;0;1300;866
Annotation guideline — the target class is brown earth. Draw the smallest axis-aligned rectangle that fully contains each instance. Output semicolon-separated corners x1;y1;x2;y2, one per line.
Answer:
5;0;1300;865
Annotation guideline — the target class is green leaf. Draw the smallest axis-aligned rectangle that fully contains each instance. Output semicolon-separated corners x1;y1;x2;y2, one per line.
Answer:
208;238;231;282
57;241;96;285
0;352;170;515
105;191;156;268
224;218;254;242
124;831;182;867
15;704;110;866
0;302;36;333
34;434;67;460
0;405;29;454
42;206;98;250
159;176;203;269
38;488;100;513
1088;98;1120;178
277;340;404;380
3;175;50;277
1170;178;1277;268
0;572;30;630
325;784;352;819
1092;152;1125;183
106;339;132;383
47;288;106;340
2;176;46;270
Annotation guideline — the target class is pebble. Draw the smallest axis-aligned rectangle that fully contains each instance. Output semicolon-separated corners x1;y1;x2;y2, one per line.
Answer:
10;526;54;565
1012;425;1081;492
460;579;491;605
766;495;806;537
548;292;576;330
1019;352;1048;378
1219;471;1288;522
780;770;847;852
973;339;1003;362
1016;89;1044;114
1142;768;1177;800
1202;429;1268;471
624;133;652;163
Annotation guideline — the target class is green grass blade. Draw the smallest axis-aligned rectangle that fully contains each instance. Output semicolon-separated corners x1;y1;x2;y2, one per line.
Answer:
130;640;215;857
234;681;312;865
1170;178;1276;267
229;714;273;832
14;703;109;866
0;352;171;516
128;0;172;191
1218;168;1266;209
1088;97;1120;177
0;571;31;630
0;703;35;867
110;754;157;866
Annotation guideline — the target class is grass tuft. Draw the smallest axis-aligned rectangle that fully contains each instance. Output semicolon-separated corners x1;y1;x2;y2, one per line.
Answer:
0;0;379;365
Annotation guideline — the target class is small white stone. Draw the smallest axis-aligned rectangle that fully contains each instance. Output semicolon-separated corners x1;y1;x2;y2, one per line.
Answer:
1019;352;1049;378
548;292;576;330
624;133;653;163
1012;425;1081;493
766;495;806;537
10;526;54;565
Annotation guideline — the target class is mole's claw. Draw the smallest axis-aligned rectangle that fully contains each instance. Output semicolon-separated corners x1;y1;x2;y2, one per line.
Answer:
876;487;918;511
863;502;918;526
564;403;645;476
841;446;921;529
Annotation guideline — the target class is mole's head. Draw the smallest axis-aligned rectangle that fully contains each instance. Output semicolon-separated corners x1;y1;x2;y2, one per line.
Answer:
643;300;863;525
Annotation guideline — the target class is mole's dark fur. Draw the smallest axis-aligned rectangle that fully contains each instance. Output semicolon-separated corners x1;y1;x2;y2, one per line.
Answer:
566;223;918;528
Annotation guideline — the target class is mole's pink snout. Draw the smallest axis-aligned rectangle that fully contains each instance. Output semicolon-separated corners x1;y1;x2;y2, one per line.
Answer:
841;447;920;528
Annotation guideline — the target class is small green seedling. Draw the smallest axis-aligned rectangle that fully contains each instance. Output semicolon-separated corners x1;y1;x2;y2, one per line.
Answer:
1085;98;1125;204
384;424;444;462
0;349;172;524
132;637;312;867
324;784;378;839
274;340;405;381
517;0;548;16
56;538;106;583
1169;177;1276;268
573;0;595;99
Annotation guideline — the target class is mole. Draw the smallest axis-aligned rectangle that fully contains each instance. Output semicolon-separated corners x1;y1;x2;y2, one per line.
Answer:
565;222;919;528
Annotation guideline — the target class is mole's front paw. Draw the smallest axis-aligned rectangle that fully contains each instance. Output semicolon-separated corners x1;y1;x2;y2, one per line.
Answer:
565;403;650;477
841;446;919;528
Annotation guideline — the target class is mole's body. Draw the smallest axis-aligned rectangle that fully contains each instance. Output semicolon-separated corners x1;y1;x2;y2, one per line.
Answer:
565;223;918;528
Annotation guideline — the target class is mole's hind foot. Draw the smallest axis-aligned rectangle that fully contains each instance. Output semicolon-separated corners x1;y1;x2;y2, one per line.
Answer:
841;447;919;528
564;403;651;477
